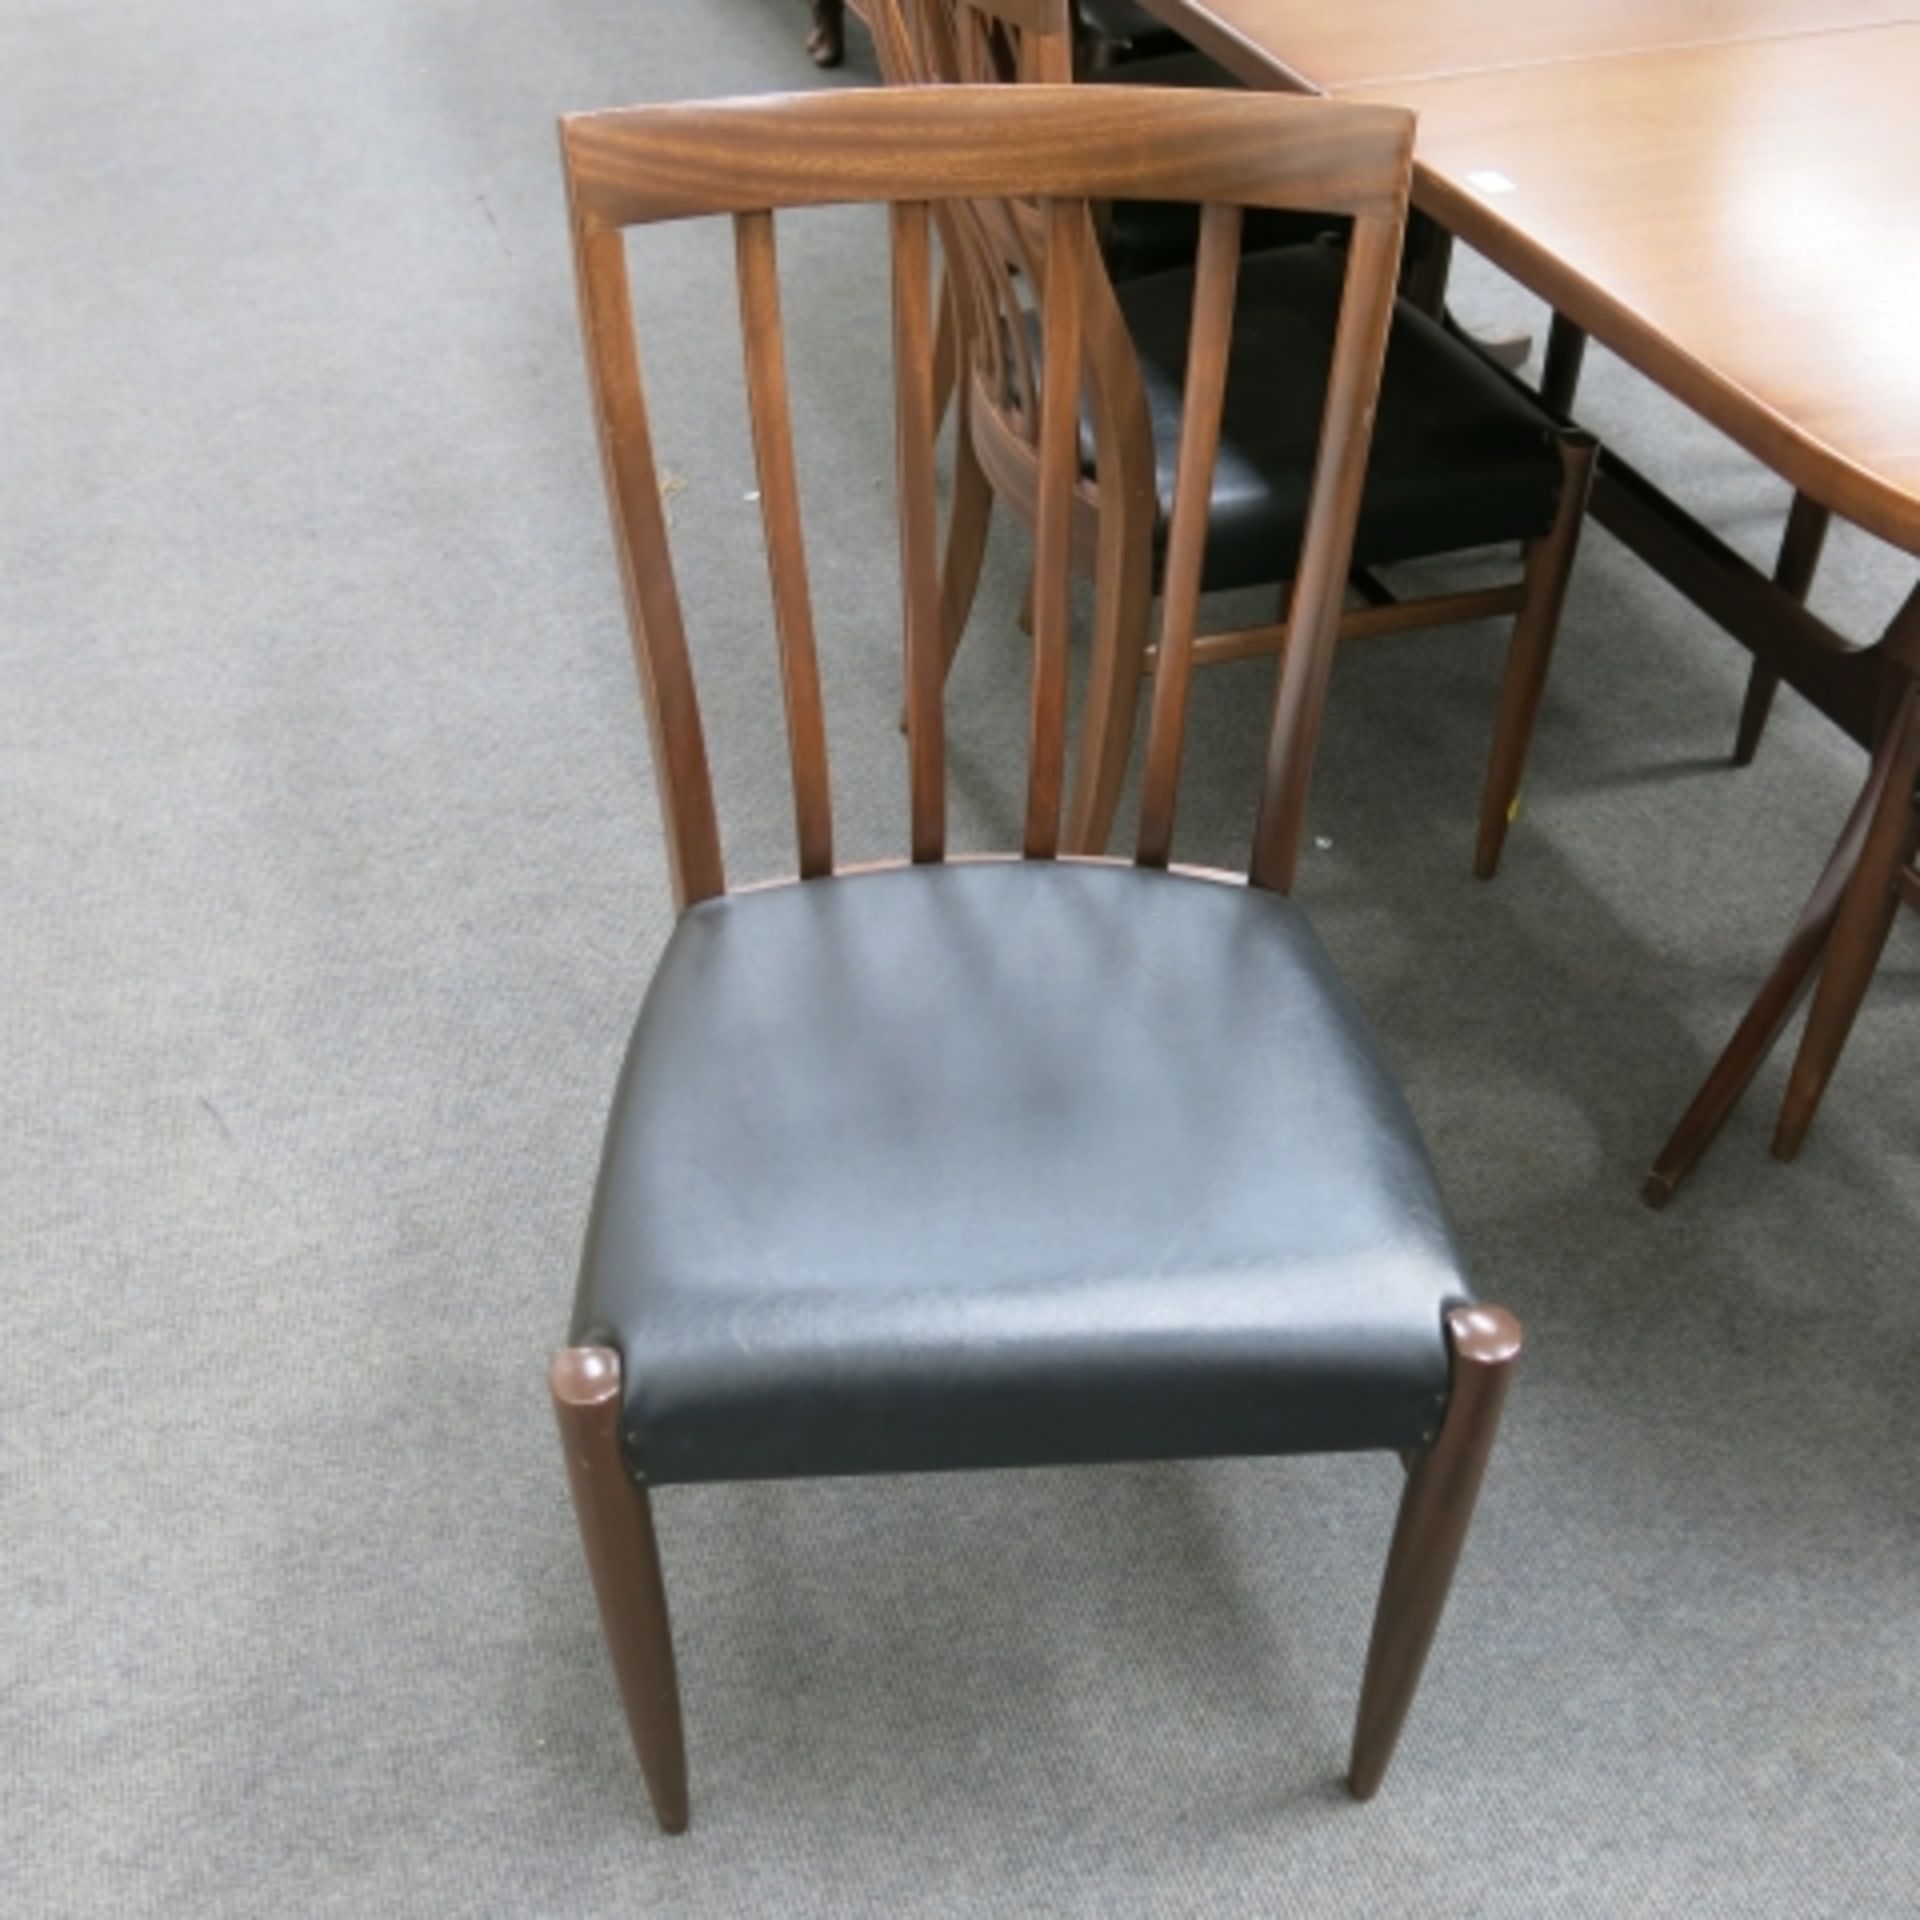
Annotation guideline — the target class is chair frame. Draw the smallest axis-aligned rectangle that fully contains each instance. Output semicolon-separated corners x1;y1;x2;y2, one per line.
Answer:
882;0;1595;868
552;82;1521;1829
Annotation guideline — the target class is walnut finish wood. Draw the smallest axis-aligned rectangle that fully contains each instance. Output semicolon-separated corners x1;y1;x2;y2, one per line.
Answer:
562;87;1417;231
1773;667;1920;1158
735;210;835;880
551;1348;689;1834
1342;28;1920;557
1248;209;1405;894
1025;196;1089;858
1136;200;1243;869
566;210;724;910
1147;0;1918;93
1644;588;1920;1201
893;198;948;864
1348;1304;1521;1801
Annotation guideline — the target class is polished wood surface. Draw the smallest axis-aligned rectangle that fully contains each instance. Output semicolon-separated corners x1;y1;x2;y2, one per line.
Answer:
1137;6;1920;552
1349;1304;1521;1802
1134;0;1920;577
1160;0;1918;91
563;86;1417;230
1345;26;1920;553
736;210;835;880
551;1349;689;1832
1136;200;1245;868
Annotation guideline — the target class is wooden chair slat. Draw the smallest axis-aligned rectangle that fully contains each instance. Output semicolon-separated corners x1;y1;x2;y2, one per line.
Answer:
1023;197;1089;858
734;210;834;880
569;215;724;908
1135;202;1243;868
893;198;947;863
1249;210;1406;894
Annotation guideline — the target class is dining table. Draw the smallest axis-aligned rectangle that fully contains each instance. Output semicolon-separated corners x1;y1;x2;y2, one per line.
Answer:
1136;0;1920;1199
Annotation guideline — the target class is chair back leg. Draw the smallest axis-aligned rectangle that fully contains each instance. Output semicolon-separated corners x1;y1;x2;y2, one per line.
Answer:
1347;1305;1521;1801
551;1348;690;1833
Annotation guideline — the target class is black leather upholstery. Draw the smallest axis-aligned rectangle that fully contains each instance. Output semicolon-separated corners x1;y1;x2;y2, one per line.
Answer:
574;861;1470;1486
1116;242;1566;591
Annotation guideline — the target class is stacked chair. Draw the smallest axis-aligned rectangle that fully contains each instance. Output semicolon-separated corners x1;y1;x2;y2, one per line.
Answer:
878;0;1595;866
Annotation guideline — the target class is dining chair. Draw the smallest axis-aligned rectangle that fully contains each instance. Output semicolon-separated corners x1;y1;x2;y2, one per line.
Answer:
885;0;1596;868
553;81;1523;1833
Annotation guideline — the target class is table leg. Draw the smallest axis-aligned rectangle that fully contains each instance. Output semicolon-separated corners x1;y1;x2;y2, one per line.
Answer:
1646;588;1920;1202
1772;677;1920;1158
1732;492;1831;766
1642;751;1885;1204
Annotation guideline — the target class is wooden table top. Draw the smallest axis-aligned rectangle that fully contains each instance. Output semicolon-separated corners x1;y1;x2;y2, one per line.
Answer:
1341;26;1920;553
1164;0;1920;92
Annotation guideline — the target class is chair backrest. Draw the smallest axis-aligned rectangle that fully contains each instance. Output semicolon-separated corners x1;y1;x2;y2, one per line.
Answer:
559;85;1411;907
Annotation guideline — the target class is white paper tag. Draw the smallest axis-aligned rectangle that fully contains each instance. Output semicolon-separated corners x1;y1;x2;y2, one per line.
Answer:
1465;170;1518;196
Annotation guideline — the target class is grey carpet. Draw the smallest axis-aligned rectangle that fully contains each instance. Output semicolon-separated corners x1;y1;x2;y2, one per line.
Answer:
4;3;1917;1914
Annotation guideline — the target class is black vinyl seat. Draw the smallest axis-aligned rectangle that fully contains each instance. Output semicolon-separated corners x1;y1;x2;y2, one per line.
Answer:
574;860;1468;1487
1118;242;1566;590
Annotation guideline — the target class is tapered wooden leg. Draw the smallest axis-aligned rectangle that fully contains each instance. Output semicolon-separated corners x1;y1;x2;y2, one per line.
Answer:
1732;493;1829;766
1348;1305;1521;1802
1772;679;1920;1159
551;1347;689;1834
1475;434;1596;878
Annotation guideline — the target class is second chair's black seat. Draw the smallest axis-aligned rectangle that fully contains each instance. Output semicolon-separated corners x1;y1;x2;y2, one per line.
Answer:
575;860;1469;1487
1118;241;1567;591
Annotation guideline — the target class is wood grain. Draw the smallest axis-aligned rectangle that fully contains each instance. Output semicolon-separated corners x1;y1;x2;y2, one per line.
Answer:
1023;196;1088;858
893;198;947;863
1248;209;1406;893
1148;0;1919;92
561;85;1413;229
734;210;835;880
1135;201;1243;868
1346;26;1920;553
566;206;724;909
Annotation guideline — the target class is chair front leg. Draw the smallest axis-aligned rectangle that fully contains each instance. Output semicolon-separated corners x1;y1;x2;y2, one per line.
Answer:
1347;1305;1521;1801
551;1347;690;1833
1475;433;1596;879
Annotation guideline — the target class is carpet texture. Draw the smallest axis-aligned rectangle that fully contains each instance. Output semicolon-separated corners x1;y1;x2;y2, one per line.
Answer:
3;3;1917;1915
